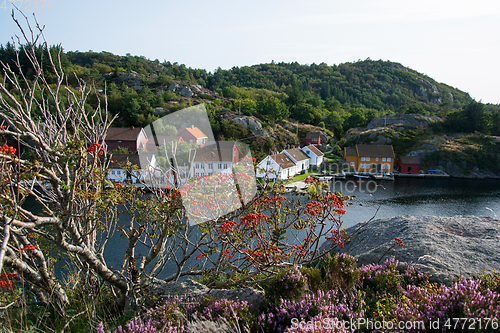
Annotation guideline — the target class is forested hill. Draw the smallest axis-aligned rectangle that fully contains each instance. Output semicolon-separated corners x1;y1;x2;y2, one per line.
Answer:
206;60;473;112
39;47;474;113
3;45;499;143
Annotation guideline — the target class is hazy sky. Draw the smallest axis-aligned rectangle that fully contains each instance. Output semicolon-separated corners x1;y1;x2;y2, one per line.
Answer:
1;0;499;104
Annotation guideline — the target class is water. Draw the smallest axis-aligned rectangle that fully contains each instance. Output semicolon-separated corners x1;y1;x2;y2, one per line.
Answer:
24;178;500;278
329;177;500;229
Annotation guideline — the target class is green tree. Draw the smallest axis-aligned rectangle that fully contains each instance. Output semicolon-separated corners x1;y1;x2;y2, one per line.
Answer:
258;97;290;121
465;101;487;133
490;112;500;136
241;98;257;116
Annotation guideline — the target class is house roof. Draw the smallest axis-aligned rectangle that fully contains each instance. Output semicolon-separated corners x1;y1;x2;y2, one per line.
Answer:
304;145;324;157
270;153;296;169
345;147;357;156
106;127;145;141
180;126;208;139
189;146;234;162
305;131;322;139
399;156;420;164
355;144;395;158
203;141;237;150
284;148;309;162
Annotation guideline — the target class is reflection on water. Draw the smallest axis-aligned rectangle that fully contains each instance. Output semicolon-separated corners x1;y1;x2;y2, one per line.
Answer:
329;178;500;228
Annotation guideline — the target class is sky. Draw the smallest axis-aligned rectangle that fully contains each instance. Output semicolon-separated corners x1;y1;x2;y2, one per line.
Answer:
1;0;499;104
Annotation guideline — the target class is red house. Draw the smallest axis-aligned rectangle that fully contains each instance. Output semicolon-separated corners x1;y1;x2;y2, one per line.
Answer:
302;131;328;149
105;127;148;153
177;125;208;147
397;156;420;174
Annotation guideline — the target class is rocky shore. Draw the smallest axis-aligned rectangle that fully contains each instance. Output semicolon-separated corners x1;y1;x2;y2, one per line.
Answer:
145;215;499;311
321;215;500;285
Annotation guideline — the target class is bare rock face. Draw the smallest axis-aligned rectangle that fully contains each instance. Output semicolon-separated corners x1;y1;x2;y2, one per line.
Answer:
321;216;500;285
233;116;271;138
367;114;440;130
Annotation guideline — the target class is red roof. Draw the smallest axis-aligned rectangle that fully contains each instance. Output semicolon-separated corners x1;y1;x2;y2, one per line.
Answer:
399;156;420;164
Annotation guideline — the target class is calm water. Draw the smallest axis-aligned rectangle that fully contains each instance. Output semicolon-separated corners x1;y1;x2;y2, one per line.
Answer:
329;177;500;228
26;178;500;278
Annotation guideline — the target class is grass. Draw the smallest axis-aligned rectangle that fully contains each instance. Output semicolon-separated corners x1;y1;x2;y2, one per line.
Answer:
292;170;316;181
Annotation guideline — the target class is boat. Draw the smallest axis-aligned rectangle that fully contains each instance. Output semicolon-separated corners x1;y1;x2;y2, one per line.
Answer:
371;173;395;181
354;174;370;179
332;173;346;180
426;170;450;178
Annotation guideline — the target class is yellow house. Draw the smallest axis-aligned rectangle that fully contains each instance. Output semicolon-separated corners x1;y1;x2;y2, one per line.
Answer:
343;144;395;172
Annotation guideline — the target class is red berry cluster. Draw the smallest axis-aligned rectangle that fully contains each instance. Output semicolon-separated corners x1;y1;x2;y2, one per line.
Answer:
0;144;16;155
20;244;38;253
0;273;18;291
87;143;105;155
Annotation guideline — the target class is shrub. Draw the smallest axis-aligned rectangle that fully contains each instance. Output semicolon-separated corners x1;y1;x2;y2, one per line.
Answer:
97;294;255;333
262;266;307;304
305;253;361;294
394;279;500;332
257;289;365;333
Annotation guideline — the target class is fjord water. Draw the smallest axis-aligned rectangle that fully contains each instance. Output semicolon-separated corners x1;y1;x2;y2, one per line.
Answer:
26;178;499;279
330;177;500;229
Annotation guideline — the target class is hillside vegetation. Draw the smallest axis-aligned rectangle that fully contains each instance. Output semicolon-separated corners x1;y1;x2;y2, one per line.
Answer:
1;44;500;162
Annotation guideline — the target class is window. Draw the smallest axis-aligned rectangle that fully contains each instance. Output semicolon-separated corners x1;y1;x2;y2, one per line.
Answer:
361;157;365;161
361;163;365;169
267;160;271;165
208;162;212;169
366;157;370;161
382;158;386;162
387;158;391;162
376;158;379;161
366;164;370;169
223;163;228;169
111;170;115;175
219;163;223;169
382;164;386;169
350;162;355;167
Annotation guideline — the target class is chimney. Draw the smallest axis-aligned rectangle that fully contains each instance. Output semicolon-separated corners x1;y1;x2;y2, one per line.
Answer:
191;125;195;129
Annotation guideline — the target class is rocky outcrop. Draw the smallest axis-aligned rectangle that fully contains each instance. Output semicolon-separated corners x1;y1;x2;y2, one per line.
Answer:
367;114;440;130
233;116;272;138
142;278;264;314
321;216;500;285
444;160;500;179
407;143;439;161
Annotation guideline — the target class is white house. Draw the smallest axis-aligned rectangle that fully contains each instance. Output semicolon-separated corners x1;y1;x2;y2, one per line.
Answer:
108;154;156;184
256;153;297;180
301;144;324;168
189;141;240;178
282;148;309;174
